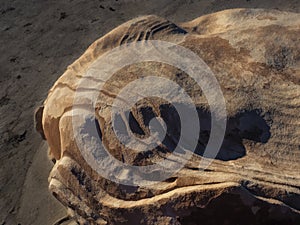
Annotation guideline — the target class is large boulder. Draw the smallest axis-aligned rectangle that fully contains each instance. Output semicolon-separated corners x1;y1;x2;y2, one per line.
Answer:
37;8;300;225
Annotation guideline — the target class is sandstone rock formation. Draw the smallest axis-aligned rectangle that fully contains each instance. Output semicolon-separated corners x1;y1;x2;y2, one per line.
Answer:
37;9;300;225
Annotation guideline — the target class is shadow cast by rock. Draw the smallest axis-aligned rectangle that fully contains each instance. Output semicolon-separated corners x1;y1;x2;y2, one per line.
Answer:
124;103;271;161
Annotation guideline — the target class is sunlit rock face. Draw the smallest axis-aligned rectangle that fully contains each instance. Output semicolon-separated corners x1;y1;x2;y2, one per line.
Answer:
36;8;300;225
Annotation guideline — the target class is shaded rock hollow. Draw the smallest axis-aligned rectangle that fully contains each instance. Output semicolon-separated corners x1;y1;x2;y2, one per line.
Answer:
37;8;300;225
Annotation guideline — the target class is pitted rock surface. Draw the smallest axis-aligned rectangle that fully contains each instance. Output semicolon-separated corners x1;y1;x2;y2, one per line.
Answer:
37;9;300;225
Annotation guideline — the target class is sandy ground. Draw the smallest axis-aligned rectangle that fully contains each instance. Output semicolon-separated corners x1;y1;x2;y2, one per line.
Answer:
0;0;299;224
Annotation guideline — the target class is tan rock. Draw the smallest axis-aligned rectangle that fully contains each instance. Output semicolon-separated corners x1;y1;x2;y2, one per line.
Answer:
37;9;300;225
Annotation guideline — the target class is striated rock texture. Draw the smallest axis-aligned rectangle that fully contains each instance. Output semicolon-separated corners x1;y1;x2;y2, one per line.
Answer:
37;9;300;225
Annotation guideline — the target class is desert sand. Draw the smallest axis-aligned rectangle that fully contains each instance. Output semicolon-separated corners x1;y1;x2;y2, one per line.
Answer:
0;1;299;225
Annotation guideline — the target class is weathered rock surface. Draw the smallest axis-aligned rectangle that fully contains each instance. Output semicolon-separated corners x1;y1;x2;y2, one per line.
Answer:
37;9;300;225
